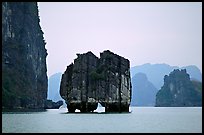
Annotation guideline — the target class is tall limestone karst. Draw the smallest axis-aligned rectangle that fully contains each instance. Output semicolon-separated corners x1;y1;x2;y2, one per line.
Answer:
2;2;48;109
60;50;132;112
155;69;202;107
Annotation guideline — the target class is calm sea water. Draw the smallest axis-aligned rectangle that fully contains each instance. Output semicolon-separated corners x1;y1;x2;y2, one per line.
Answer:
2;107;202;133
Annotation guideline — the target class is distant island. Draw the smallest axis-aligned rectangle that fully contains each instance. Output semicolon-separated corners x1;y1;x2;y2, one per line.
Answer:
155;69;202;107
131;72;158;106
130;63;202;107
48;72;64;102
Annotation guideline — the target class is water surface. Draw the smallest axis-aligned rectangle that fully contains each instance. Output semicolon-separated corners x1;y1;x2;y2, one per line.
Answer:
2;107;202;133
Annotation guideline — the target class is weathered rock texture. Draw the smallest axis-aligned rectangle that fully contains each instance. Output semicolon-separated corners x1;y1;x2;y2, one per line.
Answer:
155;69;202;107
60;50;132;112
2;2;48;109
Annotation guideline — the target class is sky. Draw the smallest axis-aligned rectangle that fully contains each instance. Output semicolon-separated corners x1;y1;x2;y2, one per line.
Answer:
38;2;202;77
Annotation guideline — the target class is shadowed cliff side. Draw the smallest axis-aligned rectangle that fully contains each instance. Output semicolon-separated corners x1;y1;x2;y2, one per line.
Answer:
2;2;48;110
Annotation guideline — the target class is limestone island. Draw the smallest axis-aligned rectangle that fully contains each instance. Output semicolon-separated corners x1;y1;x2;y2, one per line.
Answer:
60;50;132;113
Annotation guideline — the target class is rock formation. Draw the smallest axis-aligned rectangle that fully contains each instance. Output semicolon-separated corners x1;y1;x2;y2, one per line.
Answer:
60;50;132;112
44;100;63;109
155;69;202;107
2;2;48;109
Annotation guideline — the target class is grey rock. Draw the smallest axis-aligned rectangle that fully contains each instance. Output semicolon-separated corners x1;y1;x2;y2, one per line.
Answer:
44;100;63;109
155;69;202;107
60;50;132;112
2;2;47;110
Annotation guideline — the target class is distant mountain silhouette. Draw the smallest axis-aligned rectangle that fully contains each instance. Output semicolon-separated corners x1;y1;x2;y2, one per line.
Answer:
48;72;64;102
131;73;158;106
48;64;201;107
181;65;202;82
130;63;202;90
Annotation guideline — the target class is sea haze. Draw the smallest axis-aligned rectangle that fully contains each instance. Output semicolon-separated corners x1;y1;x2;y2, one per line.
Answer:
2;107;202;133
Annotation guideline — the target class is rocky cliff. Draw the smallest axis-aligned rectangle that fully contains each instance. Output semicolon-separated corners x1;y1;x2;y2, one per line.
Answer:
155;69;202;107
60;50;132;112
2;2;48;109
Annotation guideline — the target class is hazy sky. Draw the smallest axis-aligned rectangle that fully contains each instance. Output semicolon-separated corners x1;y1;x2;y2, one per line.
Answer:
38;2;202;77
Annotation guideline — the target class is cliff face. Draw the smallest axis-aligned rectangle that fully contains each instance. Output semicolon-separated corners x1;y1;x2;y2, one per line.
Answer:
2;2;48;109
60;52;99;112
155;69;202;107
60;50;132;112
